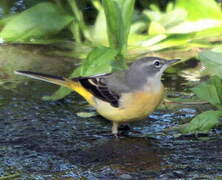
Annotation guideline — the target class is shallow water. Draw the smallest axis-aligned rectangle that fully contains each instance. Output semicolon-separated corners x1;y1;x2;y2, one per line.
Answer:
0;43;220;179
0;76;222;180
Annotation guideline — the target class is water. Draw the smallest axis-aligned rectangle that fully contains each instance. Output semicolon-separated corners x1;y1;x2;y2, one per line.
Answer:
0;45;222;179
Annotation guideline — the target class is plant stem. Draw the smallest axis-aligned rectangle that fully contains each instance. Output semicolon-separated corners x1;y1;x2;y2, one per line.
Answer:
69;21;81;43
67;0;91;41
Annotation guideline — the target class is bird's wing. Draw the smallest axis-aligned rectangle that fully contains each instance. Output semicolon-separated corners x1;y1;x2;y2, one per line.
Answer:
73;73;120;107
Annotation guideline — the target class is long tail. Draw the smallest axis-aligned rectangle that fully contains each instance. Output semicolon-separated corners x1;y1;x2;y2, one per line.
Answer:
14;71;95;105
15;71;73;88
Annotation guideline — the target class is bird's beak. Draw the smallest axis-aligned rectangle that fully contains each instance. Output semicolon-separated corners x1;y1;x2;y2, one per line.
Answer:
166;59;180;65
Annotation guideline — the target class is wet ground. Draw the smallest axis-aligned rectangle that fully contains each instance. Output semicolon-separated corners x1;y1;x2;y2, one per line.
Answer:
0;43;220;180
0;75;222;180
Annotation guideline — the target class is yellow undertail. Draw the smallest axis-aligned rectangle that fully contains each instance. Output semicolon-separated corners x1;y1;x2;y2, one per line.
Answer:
15;71;95;106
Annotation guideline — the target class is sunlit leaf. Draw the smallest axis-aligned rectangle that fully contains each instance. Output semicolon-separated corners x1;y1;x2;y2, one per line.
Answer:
198;50;222;78
191;77;221;107
212;44;222;53
159;8;187;29
80;46;119;76
76;112;97;118
120;0;135;54
176;0;222;20
168;19;222;34
195;27;222;40
102;0;135;57
0;2;73;42
180;110;222;134
102;0;123;50
149;21;165;35
90;7;108;45
145;33;194;51
44;47;119;100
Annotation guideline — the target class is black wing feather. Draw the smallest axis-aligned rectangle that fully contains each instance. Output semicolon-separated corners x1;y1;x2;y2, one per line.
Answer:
73;76;120;107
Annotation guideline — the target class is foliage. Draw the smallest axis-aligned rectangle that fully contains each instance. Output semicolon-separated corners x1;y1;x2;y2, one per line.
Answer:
181;110;222;134
180;51;222;134
0;2;74;42
44;0;135;100
1;0;222;134
192;76;222;108
1;0;222;56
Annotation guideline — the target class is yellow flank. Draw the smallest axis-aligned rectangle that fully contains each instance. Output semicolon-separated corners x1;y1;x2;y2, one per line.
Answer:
95;87;164;123
67;81;95;106
44;78;163;123
61;79;163;123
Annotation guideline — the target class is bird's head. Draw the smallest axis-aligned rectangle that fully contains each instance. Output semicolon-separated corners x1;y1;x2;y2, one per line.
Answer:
130;56;179;78
126;57;180;89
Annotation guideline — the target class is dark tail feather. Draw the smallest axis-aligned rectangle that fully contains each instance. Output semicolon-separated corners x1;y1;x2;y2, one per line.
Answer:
14;71;71;87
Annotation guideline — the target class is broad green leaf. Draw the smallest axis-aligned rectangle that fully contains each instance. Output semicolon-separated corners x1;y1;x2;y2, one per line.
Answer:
195;27;222;40
102;0;135;58
145;33;194;51
0;15;15;27
80;46;119;76
120;0;135;55
176;0;222;20
191;79;221;107
212;45;222;53
180;110;222;134
42;87;72;101
102;0;123;50
90;7;108;45
159;8;187;29
43;47;119;101
168;19;222;34
0;2;73;42
198;50;222;78
145;7;187;33
191;75;222;108
140;34;167;47
149;21;165;35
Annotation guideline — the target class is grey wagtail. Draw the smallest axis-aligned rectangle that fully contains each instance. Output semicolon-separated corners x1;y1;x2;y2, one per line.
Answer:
15;57;179;136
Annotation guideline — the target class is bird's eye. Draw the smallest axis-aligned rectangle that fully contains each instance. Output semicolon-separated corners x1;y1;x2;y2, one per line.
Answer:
153;60;161;68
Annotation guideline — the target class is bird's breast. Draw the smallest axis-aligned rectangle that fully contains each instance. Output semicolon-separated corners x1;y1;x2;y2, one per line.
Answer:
95;86;164;122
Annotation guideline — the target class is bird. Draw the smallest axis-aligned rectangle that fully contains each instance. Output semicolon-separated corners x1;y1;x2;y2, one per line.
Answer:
15;57;179;136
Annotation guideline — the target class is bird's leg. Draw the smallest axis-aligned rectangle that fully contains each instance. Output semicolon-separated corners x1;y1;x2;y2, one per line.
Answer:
112;122;119;138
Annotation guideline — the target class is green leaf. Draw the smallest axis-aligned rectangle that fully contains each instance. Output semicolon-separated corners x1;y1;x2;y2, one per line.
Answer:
180;110;222;134
102;0;123;50
43;47;119;100
42;87;72;101
195;27;222;40
198;50;222;78
149;21;165;35
80;46;119;76
176;0;222;20
159;8;187;29
120;0;135;54
0;2;73;42
191;75;222;109
144;33;194;51
191;78;221;107
102;0;135;57
90;6;108;45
